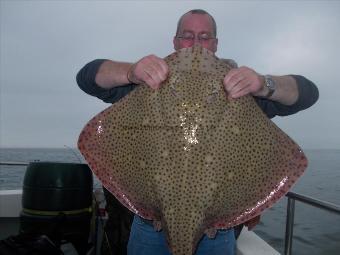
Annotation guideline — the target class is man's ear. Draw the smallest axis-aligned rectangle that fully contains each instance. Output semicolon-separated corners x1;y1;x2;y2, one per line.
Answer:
173;37;179;51
213;38;218;53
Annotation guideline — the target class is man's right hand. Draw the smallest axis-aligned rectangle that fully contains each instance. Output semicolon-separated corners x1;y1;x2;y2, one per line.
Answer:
127;55;169;89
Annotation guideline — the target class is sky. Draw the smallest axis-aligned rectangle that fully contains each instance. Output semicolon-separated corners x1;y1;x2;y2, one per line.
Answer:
0;0;339;149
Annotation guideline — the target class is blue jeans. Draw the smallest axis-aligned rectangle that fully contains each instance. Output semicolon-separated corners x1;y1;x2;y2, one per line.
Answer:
127;215;236;255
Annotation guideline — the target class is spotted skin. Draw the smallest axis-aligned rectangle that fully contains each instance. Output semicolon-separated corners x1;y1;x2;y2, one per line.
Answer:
78;46;307;255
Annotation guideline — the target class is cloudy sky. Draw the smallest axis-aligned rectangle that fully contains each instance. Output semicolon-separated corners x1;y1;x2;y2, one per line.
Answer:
1;0;339;149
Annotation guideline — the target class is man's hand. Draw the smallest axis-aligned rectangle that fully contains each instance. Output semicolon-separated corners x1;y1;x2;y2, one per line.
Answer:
127;55;169;89
223;66;266;99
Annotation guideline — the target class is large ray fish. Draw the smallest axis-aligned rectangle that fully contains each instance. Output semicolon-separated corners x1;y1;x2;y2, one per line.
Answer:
78;45;307;255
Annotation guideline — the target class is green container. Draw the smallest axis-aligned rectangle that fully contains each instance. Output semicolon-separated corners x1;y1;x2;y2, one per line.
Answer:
22;162;93;211
20;162;93;254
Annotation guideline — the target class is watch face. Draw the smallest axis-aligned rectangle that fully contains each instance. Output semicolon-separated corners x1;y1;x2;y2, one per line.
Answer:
265;76;275;90
264;75;275;98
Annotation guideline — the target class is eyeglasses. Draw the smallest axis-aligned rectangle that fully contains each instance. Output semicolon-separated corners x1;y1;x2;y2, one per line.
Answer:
176;33;216;42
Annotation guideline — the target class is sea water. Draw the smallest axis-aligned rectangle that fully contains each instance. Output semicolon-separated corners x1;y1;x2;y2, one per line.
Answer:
0;148;339;254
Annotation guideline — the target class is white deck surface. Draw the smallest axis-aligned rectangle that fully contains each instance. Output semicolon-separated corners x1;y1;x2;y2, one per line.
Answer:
0;189;22;217
237;228;280;255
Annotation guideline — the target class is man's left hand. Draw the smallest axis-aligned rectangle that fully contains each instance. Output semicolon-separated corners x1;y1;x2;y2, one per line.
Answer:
223;66;265;99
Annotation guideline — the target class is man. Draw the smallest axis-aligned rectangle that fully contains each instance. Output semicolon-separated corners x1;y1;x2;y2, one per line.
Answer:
77;9;318;255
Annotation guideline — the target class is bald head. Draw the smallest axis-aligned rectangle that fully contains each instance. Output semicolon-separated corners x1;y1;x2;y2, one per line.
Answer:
176;9;217;37
173;9;218;53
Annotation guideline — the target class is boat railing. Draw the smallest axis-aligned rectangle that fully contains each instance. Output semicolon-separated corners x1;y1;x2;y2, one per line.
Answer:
284;191;340;255
0;161;30;166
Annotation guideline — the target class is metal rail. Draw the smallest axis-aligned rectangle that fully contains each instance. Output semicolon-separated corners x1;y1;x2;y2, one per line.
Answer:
0;161;30;166
284;191;340;255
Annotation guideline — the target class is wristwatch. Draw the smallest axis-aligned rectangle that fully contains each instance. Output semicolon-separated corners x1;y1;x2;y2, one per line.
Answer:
263;75;276;98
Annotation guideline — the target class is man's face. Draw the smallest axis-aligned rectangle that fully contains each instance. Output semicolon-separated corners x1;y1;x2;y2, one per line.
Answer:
173;13;218;53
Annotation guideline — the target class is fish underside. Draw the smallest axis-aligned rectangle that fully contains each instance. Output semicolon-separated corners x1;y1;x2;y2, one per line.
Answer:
78;45;307;255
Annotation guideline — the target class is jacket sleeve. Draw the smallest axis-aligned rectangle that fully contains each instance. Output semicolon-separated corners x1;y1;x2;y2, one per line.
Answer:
255;75;319;119
76;59;136;104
